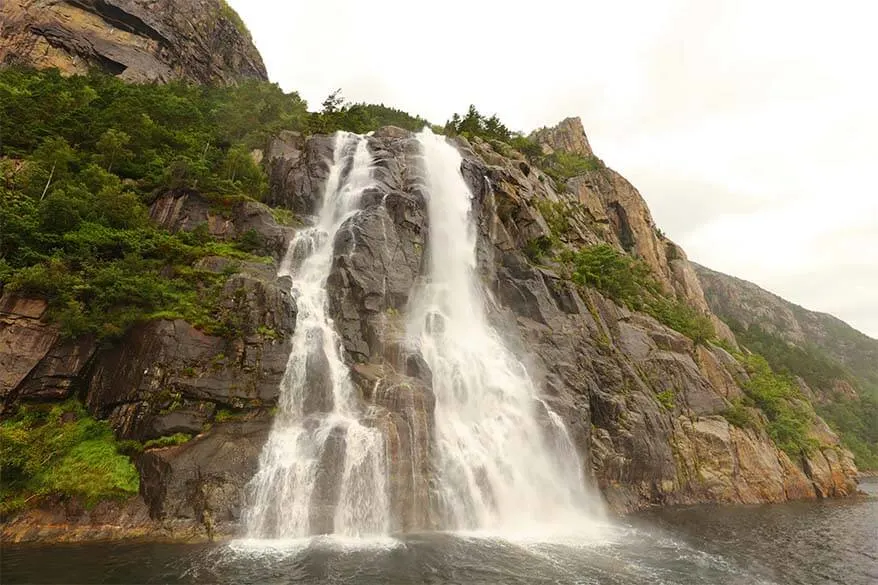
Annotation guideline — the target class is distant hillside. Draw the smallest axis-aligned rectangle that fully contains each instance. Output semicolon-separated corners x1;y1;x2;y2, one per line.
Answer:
695;263;878;468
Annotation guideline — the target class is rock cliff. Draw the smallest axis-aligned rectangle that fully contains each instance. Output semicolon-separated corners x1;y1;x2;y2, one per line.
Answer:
1;120;860;542
0;0;266;84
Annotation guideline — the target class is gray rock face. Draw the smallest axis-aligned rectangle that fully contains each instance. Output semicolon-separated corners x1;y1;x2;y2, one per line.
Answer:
86;263;295;440
149;190;296;261
0;0;266;84
132;124;854;535
268;125;856;517
694;262;878;396
138;417;270;538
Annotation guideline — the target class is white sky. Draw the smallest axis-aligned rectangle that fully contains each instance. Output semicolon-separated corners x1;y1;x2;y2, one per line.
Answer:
229;0;878;338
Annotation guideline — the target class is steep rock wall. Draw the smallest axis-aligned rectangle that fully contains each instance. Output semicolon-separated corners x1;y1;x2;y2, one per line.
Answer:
0;0;266;84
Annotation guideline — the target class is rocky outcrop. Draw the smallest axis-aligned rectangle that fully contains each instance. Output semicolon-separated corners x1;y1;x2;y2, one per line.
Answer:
530;120;737;348
0;0;266;84
1;295;97;412
532;117;594;157
137;416;271;539
86;261;295;441
149;190;296;260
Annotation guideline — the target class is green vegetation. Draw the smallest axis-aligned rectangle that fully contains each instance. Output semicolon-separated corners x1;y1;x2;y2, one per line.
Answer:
656;389;676;410
0;68;299;337
311;90;431;134
734;354;819;458
535;200;574;242
728;322;878;469
731;322;851;391
143;432;193;450
819;395;878;469
0;71;433;340
444;105;516;143
539;150;603;184
722;399;760;430
0;400;139;515
559;244;715;344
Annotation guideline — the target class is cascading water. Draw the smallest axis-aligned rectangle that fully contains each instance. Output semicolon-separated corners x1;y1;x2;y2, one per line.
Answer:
244;132;389;539
408;129;603;534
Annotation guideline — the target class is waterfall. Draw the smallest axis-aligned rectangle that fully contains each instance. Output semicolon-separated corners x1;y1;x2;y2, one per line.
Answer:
244;132;390;539
407;129;601;533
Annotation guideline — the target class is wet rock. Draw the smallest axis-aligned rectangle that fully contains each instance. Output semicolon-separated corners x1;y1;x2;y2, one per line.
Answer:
308;424;347;535
266;134;335;215
138;418;271;539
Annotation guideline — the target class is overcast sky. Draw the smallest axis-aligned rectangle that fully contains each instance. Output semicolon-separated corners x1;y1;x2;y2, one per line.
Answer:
229;0;877;338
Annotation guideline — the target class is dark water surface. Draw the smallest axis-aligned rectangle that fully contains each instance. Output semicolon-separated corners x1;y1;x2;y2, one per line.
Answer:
3;479;876;585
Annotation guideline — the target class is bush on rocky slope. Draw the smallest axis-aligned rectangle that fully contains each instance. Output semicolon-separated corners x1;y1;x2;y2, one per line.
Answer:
729;322;878;468
558;244;715;344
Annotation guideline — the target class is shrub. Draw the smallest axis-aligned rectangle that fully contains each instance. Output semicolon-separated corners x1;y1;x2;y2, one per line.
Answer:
739;355;819;458
723;400;759;429
540;151;602;183
524;236;553;264
646;297;715;345
557;244;715;344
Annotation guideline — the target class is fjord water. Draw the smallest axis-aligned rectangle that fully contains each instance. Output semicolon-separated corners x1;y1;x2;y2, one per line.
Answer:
244;132;389;538
5;479;876;584
408;129;602;532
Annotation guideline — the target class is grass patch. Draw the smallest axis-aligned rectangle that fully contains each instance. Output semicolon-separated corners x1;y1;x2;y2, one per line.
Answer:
0;400;139;515
143;433;192;450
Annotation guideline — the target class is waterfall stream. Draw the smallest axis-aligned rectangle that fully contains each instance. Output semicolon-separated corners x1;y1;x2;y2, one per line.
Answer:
244;132;389;538
407;129;601;533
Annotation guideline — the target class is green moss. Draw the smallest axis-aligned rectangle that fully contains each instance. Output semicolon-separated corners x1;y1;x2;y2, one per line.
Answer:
143;433;193;450
268;207;300;227
0;400;139;515
256;325;280;340
656;389;676;410
214;409;235;423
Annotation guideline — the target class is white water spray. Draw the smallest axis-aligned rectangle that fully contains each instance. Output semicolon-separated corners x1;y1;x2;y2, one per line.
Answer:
408;129;603;533
244;132;389;538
